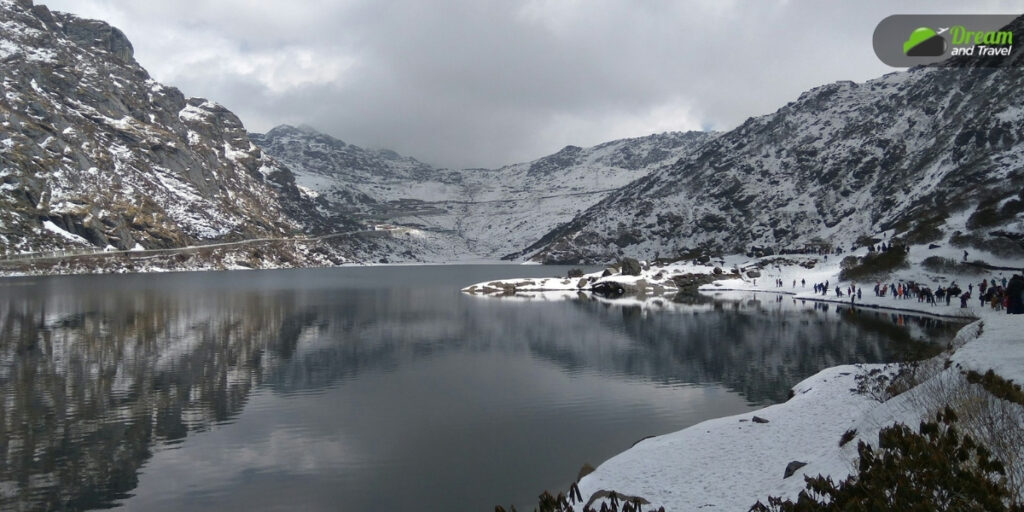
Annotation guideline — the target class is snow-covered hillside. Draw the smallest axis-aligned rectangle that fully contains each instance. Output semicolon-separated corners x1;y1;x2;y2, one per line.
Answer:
0;0;360;260
518;15;1024;264
254;126;710;259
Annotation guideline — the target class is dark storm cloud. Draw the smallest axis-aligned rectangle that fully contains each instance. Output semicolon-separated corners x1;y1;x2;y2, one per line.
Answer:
41;0;1024;168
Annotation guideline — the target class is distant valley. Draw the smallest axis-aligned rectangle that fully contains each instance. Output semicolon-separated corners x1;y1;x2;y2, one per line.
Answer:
251;125;709;261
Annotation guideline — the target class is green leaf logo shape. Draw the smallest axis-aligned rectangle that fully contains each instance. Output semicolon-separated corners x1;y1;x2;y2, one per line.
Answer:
903;27;946;56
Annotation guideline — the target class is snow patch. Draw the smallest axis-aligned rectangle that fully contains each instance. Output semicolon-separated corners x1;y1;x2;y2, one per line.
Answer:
42;221;89;245
178;104;210;123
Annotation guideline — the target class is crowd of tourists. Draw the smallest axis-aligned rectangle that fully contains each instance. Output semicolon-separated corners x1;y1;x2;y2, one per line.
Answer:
872;275;1024;314
800;274;1024;314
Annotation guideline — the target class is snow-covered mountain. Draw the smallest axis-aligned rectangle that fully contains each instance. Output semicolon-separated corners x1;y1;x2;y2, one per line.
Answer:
5;0;1020;270
0;0;357;259
254;125;710;259
516;17;1024;264
0;0;708;268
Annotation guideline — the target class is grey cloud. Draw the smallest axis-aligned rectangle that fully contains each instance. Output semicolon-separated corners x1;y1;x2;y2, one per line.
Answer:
41;0;1024;168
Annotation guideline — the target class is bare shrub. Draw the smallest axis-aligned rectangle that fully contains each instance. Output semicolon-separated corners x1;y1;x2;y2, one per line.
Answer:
907;369;1024;507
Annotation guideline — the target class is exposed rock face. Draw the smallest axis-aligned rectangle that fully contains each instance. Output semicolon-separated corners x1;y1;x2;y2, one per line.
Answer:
0;0;345;257
518;15;1024;264
61;15;134;61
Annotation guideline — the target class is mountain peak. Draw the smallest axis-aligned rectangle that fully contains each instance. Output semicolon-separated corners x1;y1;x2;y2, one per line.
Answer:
262;124;348;145
1;0;136;64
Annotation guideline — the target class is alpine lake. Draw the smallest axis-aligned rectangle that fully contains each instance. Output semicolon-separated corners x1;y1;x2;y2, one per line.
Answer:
0;265;964;511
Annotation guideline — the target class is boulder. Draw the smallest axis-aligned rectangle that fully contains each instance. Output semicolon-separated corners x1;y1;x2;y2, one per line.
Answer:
784;461;808;479
746;269;762;278
591;281;625;296
620;257;642;276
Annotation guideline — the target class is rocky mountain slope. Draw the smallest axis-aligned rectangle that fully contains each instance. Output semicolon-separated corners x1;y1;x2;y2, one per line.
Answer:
254;125;710;259
0;0;360;262
517;16;1024;264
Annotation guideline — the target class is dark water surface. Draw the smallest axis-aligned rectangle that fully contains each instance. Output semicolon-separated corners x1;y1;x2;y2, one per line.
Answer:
0;266;962;511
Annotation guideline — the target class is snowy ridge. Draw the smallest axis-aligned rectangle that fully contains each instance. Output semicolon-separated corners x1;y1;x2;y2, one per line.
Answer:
254;126;711;260
521;15;1024;264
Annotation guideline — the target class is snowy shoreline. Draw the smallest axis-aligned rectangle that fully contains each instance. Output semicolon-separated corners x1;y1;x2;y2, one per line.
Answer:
464;251;1023;511
567;305;1019;511
705;287;977;320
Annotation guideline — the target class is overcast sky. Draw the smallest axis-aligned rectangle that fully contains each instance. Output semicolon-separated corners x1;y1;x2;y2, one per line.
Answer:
41;0;1024;168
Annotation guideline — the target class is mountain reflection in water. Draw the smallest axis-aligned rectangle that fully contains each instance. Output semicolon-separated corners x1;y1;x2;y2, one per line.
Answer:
0;267;962;511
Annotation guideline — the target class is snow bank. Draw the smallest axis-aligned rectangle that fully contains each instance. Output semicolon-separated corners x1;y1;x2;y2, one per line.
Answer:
951;314;1024;385
572;365;880;511
574;308;1023;511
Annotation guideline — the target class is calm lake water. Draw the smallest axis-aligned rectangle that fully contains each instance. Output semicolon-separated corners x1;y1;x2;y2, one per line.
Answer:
0;265;962;511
